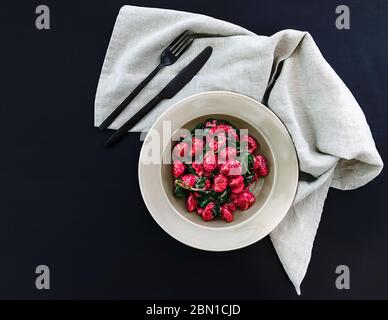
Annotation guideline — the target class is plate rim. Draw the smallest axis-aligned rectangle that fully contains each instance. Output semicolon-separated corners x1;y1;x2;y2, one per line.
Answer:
138;91;299;251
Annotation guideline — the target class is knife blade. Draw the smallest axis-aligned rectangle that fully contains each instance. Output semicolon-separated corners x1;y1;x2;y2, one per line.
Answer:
105;46;213;147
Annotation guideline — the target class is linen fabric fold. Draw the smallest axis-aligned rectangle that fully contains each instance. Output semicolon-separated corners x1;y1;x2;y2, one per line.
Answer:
95;5;383;294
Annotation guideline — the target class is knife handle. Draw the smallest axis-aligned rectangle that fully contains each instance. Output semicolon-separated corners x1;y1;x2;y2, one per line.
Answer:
104;94;164;147
99;64;162;131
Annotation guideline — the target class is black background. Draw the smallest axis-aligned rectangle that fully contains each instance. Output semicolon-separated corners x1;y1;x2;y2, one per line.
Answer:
0;0;387;299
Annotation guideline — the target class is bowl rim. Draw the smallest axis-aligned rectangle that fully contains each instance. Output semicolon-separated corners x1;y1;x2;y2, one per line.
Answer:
138;91;299;251
159;113;277;231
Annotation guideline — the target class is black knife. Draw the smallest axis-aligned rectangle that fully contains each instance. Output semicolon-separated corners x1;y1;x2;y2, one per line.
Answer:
105;46;213;147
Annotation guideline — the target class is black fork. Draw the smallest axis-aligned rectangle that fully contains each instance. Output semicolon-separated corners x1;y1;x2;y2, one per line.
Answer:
99;30;194;130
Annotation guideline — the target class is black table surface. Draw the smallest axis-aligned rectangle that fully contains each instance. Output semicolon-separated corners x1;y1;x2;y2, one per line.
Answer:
0;0;387;299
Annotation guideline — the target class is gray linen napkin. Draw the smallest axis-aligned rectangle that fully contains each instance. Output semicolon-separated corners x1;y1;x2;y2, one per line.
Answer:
95;5;383;294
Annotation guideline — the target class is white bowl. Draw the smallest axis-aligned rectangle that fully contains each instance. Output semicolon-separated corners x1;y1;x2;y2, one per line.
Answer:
138;91;298;251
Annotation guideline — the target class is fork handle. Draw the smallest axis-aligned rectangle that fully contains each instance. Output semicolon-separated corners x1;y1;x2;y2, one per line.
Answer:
98;63;163;130
104;94;163;147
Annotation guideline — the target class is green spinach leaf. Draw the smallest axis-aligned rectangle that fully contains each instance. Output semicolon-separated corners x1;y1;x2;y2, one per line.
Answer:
195;176;207;189
174;184;187;198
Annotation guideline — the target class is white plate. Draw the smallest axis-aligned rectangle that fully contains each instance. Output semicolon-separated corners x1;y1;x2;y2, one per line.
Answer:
138;91;298;251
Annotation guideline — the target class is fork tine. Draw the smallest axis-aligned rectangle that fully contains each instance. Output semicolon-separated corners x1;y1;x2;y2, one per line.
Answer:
170;33;190;52
166;30;189;51
172;34;192;55
174;38;194;57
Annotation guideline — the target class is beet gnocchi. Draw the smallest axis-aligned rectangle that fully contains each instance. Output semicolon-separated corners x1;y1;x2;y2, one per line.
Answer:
172;119;269;223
